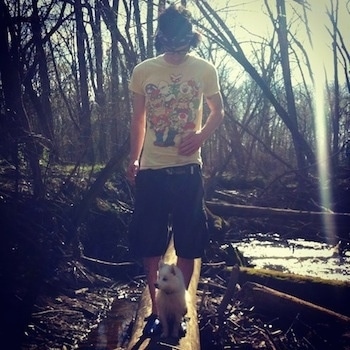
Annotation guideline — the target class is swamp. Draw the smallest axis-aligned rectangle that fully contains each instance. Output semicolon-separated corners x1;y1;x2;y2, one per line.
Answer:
1;166;349;350
1;1;350;349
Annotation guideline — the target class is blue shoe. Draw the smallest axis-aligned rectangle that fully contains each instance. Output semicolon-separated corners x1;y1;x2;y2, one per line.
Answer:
143;314;161;337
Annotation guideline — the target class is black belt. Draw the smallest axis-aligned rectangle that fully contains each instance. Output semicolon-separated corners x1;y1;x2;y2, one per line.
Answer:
161;164;200;175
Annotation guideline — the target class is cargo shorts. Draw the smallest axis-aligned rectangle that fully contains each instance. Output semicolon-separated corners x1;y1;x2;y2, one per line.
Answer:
128;164;208;259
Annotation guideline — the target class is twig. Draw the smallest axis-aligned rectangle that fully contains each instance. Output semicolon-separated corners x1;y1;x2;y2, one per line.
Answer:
217;264;240;318
81;254;136;267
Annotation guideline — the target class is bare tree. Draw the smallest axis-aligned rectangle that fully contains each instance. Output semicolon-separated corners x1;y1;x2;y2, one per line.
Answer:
146;0;154;57
1;0;348;198
271;0;308;174
28;0;55;151
0;0;43;198
327;0;341;166
75;0;94;163
133;0;147;60
195;1;315;181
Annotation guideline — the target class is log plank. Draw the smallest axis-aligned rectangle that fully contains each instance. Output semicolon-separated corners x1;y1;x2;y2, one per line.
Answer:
127;242;201;350
206;200;350;222
206;200;350;236
223;266;350;317
238;281;350;330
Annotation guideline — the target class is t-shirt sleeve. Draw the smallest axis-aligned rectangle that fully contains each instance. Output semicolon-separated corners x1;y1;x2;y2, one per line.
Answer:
203;63;220;97
129;64;145;95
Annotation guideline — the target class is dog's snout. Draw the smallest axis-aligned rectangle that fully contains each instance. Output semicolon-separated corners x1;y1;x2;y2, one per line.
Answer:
154;282;159;289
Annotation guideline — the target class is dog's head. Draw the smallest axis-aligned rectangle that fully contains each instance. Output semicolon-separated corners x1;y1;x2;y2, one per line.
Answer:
154;260;185;294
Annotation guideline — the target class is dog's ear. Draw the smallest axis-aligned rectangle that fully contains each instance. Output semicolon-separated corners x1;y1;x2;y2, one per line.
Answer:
170;264;177;275
158;259;165;269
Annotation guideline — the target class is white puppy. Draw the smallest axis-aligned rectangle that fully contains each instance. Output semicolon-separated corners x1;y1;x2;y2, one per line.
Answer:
155;260;188;338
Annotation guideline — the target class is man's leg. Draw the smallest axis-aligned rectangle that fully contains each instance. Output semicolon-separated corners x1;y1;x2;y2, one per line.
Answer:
172;167;206;289
176;256;194;289
143;256;161;314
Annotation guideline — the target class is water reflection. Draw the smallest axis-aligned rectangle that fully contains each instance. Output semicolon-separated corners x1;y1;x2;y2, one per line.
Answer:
233;234;350;281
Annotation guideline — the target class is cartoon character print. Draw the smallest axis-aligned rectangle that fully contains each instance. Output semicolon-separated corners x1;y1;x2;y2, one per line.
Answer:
145;75;200;147
146;84;171;146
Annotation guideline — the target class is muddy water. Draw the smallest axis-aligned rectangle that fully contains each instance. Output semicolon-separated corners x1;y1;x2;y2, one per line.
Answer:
232;233;350;281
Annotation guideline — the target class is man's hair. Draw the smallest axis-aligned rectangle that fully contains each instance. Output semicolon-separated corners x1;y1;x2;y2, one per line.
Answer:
154;5;201;53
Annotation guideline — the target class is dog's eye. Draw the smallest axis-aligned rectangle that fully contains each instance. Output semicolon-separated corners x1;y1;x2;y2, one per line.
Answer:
162;277;168;281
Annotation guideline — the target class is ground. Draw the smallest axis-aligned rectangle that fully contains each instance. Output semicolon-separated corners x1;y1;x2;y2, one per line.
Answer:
1;167;349;349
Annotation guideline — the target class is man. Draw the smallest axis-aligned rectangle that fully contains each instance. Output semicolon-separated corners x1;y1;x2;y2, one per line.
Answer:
127;4;224;335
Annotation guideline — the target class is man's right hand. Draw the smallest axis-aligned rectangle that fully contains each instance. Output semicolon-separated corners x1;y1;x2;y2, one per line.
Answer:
126;160;140;185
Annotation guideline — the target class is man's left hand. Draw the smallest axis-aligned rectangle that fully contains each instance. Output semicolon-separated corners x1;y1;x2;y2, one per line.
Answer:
178;131;204;156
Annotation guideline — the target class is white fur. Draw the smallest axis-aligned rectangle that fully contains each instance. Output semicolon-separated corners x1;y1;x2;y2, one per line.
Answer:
155;260;188;338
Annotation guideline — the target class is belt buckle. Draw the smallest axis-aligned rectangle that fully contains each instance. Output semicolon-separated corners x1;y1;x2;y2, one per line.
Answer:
165;168;174;175
165;166;184;175
165;165;195;175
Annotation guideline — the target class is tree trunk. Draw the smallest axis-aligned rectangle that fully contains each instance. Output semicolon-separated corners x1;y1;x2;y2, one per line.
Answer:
100;0;135;152
330;0;340;166
238;281;350;328
230;266;350;317
276;0;307;175
75;0;94;163
133;0;146;60
87;0;107;161
30;0;56;158
206;198;350;236
0;0;43;198
146;0;154;58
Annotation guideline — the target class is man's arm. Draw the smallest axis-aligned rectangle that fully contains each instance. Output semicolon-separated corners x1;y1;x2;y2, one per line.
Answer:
127;92;146;184
178;92;224;156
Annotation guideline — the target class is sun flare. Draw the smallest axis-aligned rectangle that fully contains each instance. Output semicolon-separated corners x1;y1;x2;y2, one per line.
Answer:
314;72;337;245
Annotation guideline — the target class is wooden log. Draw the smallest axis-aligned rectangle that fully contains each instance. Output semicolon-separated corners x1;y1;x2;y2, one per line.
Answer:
238;281;350;331
217;265;240;318
206;200;350;237
227;266;350;317
127;241;201;350
206;200;350;222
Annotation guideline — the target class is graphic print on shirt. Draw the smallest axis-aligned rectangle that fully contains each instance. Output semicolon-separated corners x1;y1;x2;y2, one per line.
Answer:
145;73;200;147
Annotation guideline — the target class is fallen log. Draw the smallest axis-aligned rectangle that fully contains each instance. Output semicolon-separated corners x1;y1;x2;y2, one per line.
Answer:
127;241;201;350
237;281;350;333
217;265;240;319
206;200;350;236
227;266;350;317
206;200;350;221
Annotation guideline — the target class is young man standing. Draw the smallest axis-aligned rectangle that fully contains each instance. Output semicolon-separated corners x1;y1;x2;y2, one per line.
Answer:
127;5;224;335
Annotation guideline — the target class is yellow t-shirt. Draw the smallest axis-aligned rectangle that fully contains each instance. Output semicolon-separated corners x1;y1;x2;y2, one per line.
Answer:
129;53;220;170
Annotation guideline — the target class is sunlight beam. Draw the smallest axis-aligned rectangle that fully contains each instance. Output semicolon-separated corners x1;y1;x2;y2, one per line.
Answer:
313;70;337;245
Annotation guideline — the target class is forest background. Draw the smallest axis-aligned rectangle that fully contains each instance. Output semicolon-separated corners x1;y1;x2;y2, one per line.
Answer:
1;0;349;200
1;0;350;348
1;0;349;241
1;0;350;277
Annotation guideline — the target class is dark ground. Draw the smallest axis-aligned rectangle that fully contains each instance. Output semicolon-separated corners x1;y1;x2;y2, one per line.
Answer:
1;167;350;349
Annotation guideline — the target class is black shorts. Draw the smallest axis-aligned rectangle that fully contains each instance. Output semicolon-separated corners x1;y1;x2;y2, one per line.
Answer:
128;164;208;259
